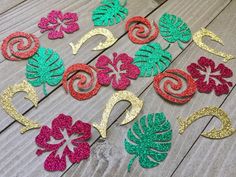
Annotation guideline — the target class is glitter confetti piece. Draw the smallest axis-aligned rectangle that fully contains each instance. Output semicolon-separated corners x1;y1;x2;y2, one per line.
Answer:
177;106;235;139
69;28;117;55
38;10;79;40
92;0;128;26
126;16;159;44
26;47;65;96
93;90;143;139
153;69;197;104
62;63;101;100
187;57;233;96
159;13;192;50
0;80;40;133
96;52;140;90
35;114;91;171
124;112;172;172
1;32;39;61
133;42;172;77
193;28;235;62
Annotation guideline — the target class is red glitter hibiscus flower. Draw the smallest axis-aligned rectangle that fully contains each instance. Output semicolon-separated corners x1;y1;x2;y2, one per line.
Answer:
35;114;91;171
187;57;233;96
38;10;79;40
95;53;140;90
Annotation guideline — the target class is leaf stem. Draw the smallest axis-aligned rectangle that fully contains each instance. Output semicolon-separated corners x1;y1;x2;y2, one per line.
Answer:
177;41;184;50
127;155;138;172
42;83;48;96
121;0;128;6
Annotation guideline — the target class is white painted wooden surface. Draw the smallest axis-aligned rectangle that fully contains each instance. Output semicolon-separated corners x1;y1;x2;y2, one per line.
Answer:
0;0;235;176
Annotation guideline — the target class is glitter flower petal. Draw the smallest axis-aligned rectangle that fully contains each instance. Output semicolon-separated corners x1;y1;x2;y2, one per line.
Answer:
187;57;233;96
38;10;79;40
35;114;91;171
96;53;140;90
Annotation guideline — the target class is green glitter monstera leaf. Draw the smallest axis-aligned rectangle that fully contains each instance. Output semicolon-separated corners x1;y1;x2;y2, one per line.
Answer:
124;112;172;172
25;47;65;95
159;13;192;49
92;0;128;26
133;42;172;77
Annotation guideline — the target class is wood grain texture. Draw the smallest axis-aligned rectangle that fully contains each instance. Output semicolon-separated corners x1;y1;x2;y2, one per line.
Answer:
0;0;26;14
0;0;166;131
0;0;234;177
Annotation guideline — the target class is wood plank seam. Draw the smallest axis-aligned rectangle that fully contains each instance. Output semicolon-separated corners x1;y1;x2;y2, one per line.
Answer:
0;0;27;15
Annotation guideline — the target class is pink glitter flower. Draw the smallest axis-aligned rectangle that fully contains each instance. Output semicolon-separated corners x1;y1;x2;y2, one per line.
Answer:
95;53;140;90
187;57;233;96
35;114;91;171
38;10;79;40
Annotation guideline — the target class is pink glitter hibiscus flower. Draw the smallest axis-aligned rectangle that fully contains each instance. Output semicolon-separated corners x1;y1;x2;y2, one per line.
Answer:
187;57;233;96
95;53;140;90
35;114;91;171
38;10;79;40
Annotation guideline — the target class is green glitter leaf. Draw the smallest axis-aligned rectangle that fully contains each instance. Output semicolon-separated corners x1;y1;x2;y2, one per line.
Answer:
25;47;65;95
92;0;128;26
159;13;192;49
133;42;172;77
124;112;172;172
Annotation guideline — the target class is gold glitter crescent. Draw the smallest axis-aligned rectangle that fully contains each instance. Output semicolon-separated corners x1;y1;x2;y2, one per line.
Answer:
0;80;40;133
193;28;235;62
177;106;235;139
93;90;143;139
69;28;117;55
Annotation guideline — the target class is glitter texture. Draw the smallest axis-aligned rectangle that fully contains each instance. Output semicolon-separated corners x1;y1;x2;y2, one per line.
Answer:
125;16;159;44
26;47;65;95
124;112;172;172
69;28;117;54
177;106;235;139
95;52;140;90
93;90;143;139
159;13;192;50
38;10;79;40
153;69;197;104
62;63;101;100
0;80;40;133
187;57;233;96
133;42;172;77
1;32;39;61
92;0;128;26
193;28;235;62
35;114;91;171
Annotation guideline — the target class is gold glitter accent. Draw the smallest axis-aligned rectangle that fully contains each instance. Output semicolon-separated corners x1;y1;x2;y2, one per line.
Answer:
69;28;117;55
0;80;40;133
93;91;143;139
177;106;235;139
193;28;235;62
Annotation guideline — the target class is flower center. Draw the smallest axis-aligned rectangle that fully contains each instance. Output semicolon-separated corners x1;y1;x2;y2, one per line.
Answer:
107;60;126;83
200;66;222;85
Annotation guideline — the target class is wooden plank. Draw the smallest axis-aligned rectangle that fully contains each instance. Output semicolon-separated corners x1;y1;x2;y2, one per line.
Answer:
0;0;26;14
0;0;231;176
171;89;236;177
64;0;236;176
0;0;166;131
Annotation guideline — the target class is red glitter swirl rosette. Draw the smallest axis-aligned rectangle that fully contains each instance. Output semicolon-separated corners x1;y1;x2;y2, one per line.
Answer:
125;16;159;44
62;63;101;100
153;69;197;104
1;32;40;61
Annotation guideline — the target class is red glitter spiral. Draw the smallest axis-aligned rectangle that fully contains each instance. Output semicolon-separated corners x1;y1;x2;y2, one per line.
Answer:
153;69;197;104
1;32;40;61
62;63;101;100
125;16;159;44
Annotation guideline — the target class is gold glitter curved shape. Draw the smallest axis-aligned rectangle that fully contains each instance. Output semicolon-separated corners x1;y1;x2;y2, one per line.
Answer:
69;28;117;55
177;106;235;139
93;90;143;139
193;28;235;62
0;80;40;133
